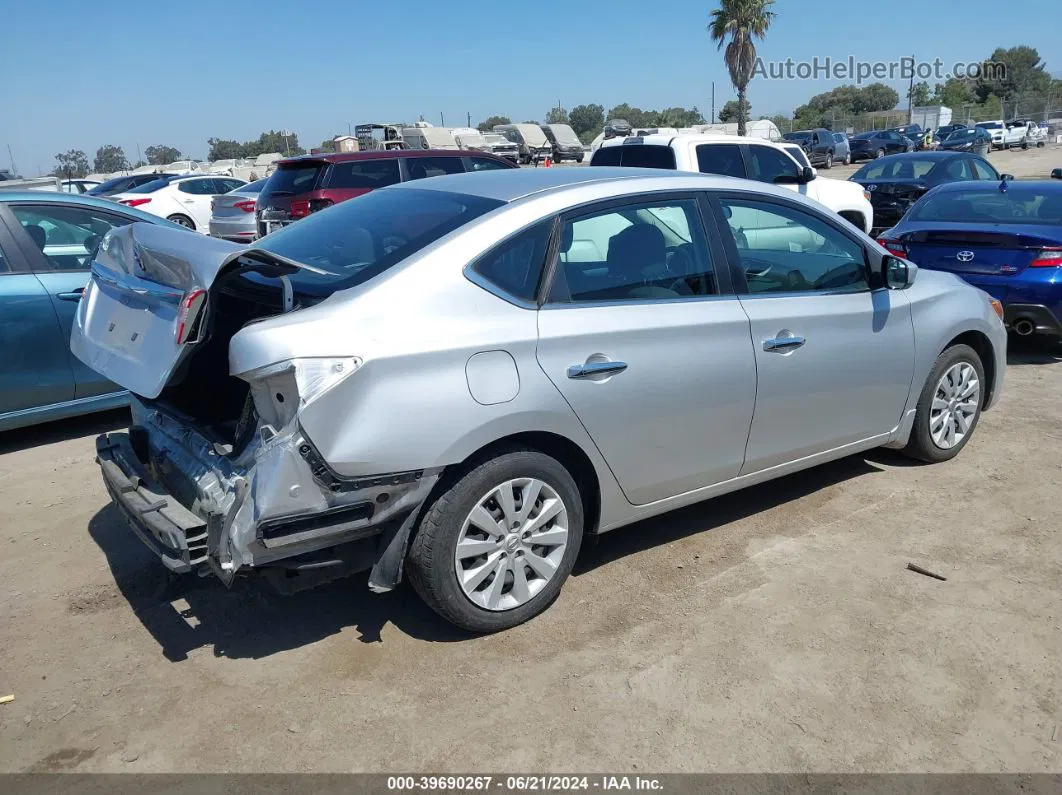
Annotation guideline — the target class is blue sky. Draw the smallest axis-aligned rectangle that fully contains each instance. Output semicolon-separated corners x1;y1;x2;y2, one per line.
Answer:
1;0;1058;173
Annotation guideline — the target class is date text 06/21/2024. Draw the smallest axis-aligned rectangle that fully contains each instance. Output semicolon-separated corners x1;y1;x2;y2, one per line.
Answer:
386;776;664;791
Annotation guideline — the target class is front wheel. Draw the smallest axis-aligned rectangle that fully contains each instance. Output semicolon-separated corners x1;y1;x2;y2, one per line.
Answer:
903;344;985;463
406;447;584;633
823;152;834;169
166;214;195;229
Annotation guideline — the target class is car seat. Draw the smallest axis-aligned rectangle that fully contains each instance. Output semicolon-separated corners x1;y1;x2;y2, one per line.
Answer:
607;224;690;298
25;224;47;250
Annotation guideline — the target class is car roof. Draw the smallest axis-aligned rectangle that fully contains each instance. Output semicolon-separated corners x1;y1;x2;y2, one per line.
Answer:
386;166;784;204
924;179;1058;195
0;190;182;224
275;149;491;167
598;133;788;149
866;151;972;161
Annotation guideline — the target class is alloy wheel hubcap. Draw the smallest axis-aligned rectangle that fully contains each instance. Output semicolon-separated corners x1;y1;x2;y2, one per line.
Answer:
454;478;569;611
929;362;979;449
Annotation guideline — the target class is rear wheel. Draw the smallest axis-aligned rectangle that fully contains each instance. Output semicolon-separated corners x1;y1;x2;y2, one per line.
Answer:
166;214;195;230
843;151;852;165
823;152;834;169
903;344;985;463
406;447;584;633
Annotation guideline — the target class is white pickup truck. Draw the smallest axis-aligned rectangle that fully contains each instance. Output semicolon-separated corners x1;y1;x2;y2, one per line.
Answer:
591;133;873;233
976;120;1030;150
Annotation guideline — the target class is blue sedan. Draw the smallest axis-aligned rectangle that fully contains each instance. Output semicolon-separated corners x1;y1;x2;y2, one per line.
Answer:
878;180;1062;338
0;192;186;431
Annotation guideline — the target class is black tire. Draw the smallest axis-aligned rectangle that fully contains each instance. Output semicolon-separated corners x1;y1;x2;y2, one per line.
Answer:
406;447;584;633
576;154;584;163
824;152;834;169
167;214;195;230
902;344;985;464
844;152;852;165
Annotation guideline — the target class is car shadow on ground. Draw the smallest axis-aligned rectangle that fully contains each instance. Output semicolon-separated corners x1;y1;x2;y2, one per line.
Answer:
0;408;130;456
1007;337;1062;366
88;452;886;660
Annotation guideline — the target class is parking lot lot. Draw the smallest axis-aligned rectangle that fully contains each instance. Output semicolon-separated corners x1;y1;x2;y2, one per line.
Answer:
1;335;1060;773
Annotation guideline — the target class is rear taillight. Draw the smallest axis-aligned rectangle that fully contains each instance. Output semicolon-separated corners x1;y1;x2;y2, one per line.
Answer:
175;289;207;345
1029;247;1062;268
877;237;908;258
120;198;151;207
289;199;311;219
234;200;256;213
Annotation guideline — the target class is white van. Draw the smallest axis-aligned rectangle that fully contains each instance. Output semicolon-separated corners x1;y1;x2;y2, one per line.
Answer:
493;123;552;164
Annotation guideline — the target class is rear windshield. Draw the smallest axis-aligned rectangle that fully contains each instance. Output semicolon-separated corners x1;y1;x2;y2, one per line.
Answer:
264;163;324;195
239;179;267;194
977;122;1003;130
910;188;1062;225
87;176;134;194
783;132;812;142
127;178;173;194
852;158;938;180
254;188;503;294
852;131;879;140
589;144;677;169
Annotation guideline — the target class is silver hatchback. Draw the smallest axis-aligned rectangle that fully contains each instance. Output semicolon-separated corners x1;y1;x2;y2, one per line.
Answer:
72;168;1006;632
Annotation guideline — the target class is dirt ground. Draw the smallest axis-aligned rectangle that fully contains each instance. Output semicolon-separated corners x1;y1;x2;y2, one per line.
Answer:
1;336;1060;774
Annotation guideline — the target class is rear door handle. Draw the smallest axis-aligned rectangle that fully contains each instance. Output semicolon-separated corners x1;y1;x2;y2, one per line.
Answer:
763;335;806;352
57;288;85;302
567;361;628;379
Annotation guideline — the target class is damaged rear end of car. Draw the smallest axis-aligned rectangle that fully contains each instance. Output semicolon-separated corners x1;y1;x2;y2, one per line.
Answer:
74;221;443;593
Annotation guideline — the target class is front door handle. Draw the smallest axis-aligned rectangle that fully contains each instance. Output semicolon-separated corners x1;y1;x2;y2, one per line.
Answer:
567;360;628;379
763;335;806;352
57;288;85;302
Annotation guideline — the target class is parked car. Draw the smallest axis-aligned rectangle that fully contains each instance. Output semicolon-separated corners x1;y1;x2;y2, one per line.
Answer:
111;175;248;232
70;168;1004;631
878;180;1062;337
591;133;873;232
255;150;516;237
1052;168;1062;180
934;124;968;143
782;129;837;168
849;152;1010;232
481;133;521;162
938;127;993;155
890;124;924;143
0;192;186;431
208;179;267;243
540;124;585;163
831;132;852;166
848;130;914;162
493;124;553;164
86;173;179;197
975;120;1030;150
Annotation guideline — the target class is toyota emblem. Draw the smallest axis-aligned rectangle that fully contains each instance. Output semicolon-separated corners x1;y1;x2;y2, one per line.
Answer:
956;250;975;262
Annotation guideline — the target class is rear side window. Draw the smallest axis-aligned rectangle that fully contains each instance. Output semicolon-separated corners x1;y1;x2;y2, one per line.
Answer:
325;159;400;189
471;221;552;303
406;157;466;180
695;144;746;178
266;164;324;195
589;144;676;169
177;179;218;195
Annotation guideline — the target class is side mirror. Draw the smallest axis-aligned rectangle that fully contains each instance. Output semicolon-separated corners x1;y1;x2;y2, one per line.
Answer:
776;166;815;185
1000;173;1015;181
883;255;916;289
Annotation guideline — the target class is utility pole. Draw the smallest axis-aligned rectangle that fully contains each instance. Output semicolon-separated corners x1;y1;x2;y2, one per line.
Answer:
907;54;915;124
711;82;716;123
6;144;16;177
440;112;445;127
467;111;471;127
136;143;142;166
348;122;352;136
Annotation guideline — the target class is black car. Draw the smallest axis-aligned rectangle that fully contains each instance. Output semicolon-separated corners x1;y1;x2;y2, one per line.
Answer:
848;151;1011;232
848;129;914;162
781;128;837;168
934;123;967;142
938;127;992;155
86;173;179;197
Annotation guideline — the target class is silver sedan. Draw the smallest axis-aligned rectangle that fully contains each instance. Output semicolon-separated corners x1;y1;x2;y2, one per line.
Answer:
208;178;267;243
73;168;1006;632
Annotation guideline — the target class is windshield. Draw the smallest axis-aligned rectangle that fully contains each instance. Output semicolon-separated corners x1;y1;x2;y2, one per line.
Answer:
254;188;503;294
783;145;811;168
910;187;1062;225
853;157;938;180
783;132;812;142
945;130;975;142
977;122;1003;130
483;134;510;145
852;131;879;140
547;125;581;145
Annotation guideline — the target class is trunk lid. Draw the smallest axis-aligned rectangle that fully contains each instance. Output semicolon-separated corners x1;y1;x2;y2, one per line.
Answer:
896;224;1056;276
211;193;256;218
70;223;311;399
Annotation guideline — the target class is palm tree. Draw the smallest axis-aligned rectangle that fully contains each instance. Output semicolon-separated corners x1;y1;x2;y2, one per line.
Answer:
708;0;776;136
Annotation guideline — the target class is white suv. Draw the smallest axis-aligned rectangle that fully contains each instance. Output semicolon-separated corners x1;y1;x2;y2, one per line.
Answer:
591;133;873;233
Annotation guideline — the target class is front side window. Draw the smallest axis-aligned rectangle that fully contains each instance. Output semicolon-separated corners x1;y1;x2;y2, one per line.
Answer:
695;144;746;178
548;199;716;303
746;146;799;183
471;221;552;303
326;159;400;189
406;157;465;181
719;198;868;294
11;204;134;271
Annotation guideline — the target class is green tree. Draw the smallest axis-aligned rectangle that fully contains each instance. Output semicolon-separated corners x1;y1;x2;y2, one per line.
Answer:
545;105;569;124
655;106;705;127
908;81;932;107
568;103;604;137
250;130;304;157
477;115;511;132
975;46;1050;107
53;149;89;179
855;83;900;113
207;138;244;161
144;145;182;165
932;78;976;109
708;0;776;136
607;103;651;127
717;99;749;123
93;144;129;174
316;138;338;153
